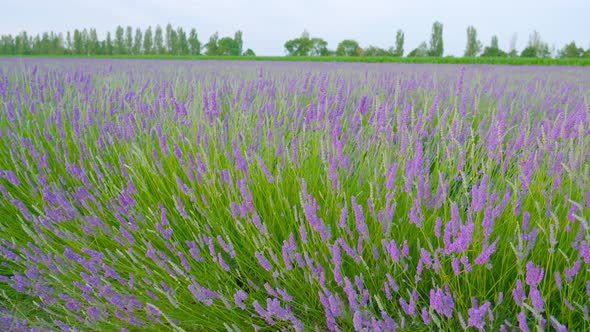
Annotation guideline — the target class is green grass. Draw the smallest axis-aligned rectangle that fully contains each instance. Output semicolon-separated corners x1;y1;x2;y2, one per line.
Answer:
2;54;590;66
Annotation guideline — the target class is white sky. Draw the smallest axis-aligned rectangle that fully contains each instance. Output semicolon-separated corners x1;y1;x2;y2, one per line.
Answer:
1;0;588;56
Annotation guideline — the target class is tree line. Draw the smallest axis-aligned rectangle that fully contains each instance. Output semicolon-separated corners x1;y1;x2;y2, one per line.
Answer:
284;22;590;59
0;24;255;56
1;22;588;59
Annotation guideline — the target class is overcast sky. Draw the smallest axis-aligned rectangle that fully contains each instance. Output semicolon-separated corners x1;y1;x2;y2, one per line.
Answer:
1;0;588;56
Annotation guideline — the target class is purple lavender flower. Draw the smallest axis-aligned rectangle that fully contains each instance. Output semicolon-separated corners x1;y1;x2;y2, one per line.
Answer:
512;280;525;306
429;284;454;318
351;196;368;240
528;287;544;312
564;259;581;282
255;251;272;272
525;261;544;287
474;239;498;265
467;300;491;330
234;290;247;310
517;311;529;332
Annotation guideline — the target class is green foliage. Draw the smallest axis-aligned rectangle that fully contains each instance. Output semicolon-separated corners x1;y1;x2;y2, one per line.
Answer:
0;24;240;57
176;27;189;55
217;36;240;56
481;36;507;57
522;31;550;58
73;29;83;55
143;27;153;55
362;46;391;57
5;54;590;66
204;31;244;56
428;21;444;56
125;26;133;55
104;32;113;55
65;31;72;53
558;41;584;58
188;28;201;56
464;26;482;57
408;41;429;57
205;32;219;56
165;24;177;54
336;39;361;56
393;29;404;57
234;30;243;56
115;26;125;55
284;31;315;56
0;23;587;62
133;28;142;55
310;38;329;56
520;47;538;58
154;25;164;55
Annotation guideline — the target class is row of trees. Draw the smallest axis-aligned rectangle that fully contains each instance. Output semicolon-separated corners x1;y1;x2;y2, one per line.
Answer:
1;22;588;58
0;24;255;56
284;22;590;59
283;30;406;57
462;27;589;58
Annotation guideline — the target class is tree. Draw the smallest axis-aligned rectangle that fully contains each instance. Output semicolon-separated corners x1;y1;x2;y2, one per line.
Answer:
310;38;329;56
217;36;238;55
284;31;314;56
65;31;72;54
105;32;114;55
188;28;201;55
363;46;390;57
428;21;444;56
408;41;429;57
520;47;537;58
48;32;63;55
115;26;125;54
81;29;90;55
143;27;153;54
32;34;42;55
205;32;219;55
508;33;518;57
481;35;507;57
0;35;16;55
154;25;164;55
133;27;142;55
73;29;83;55
125;26;133;54
522;30;550;58
393;30;404;57
14;34;22;55
243;48;256;56
40;32;49;54
165;24;175;54
234;30;243;56
176;27;188;55
558;41;584;58
336;39;360;56
19;31;32;55
463;26;482;57
88;28;99;55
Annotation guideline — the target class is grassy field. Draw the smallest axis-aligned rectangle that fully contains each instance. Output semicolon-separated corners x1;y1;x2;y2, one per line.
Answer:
3;54;590;66
0;58;589;331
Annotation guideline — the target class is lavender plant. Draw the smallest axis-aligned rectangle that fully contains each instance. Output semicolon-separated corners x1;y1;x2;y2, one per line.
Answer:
0;58;589;331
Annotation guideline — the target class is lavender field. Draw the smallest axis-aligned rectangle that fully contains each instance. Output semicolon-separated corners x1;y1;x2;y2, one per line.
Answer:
0;58;589;331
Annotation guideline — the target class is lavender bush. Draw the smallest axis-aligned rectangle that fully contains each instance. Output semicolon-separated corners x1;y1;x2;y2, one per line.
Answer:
0;58;589;331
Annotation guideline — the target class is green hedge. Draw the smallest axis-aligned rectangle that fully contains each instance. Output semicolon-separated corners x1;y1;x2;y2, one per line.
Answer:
3;55;590;66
